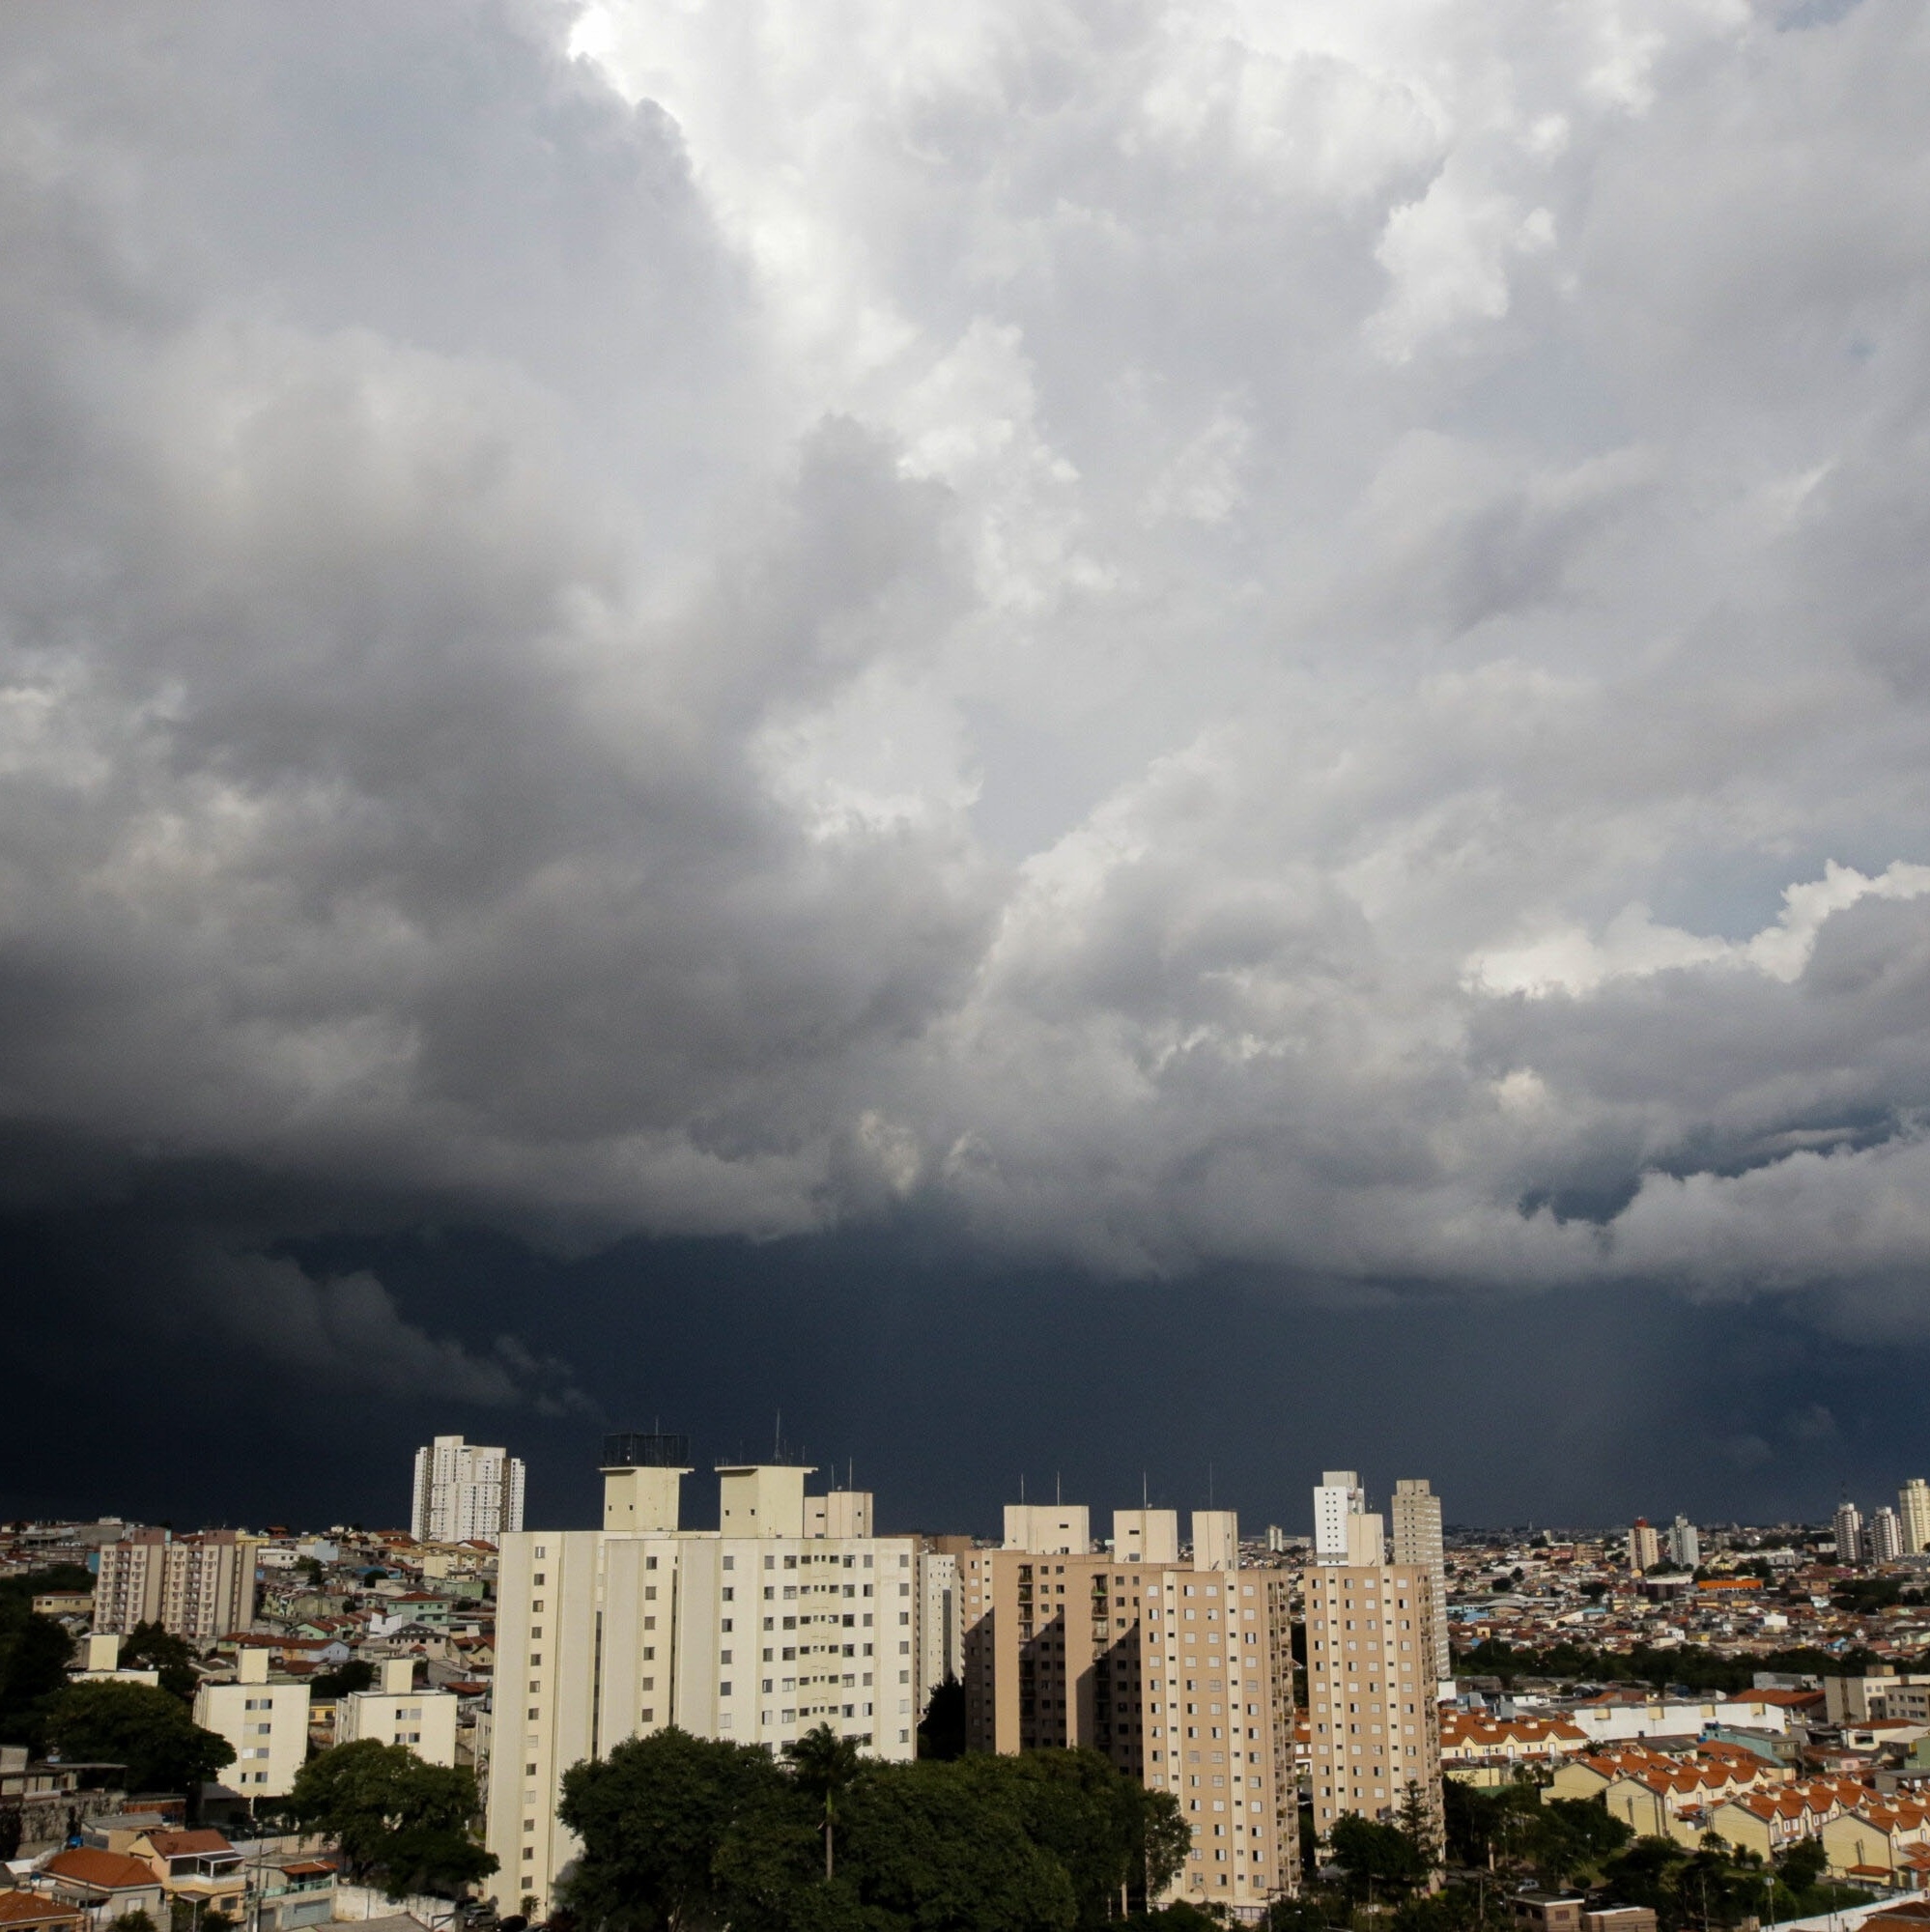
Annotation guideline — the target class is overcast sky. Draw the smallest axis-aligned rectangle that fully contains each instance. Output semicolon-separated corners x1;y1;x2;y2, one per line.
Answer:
6;0;1930;1532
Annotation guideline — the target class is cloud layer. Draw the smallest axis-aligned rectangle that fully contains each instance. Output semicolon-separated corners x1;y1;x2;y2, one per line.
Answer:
6;0;1930;1335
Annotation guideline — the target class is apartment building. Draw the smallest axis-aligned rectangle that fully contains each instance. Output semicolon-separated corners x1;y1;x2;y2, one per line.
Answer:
192;1649;311;1798
411;1436;526;1544
959;1504;1298;1916
1315;1475;1382;1566
1303;1558;1444;1840
1390;1481;1451;1682
487;1440;921;1917
336;1658;459;1766
1901;1480;1930;1557
1626;1520;1660;1573
1835;1502;1863;1565
920;1549;964;1690
93;1530;258;1644
1867;1508;1905;1564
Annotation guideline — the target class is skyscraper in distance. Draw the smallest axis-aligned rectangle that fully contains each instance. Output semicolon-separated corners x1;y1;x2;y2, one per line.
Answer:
411;1434;526;1543
1900;1479;1930;1556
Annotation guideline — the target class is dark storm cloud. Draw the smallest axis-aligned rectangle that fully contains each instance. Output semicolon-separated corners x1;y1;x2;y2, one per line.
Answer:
4;0;1930;1412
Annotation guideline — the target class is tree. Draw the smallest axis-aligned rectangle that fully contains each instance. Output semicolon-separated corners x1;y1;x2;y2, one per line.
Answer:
308;1659;377;1699
558;1726;793;1932
43;1681;234;1793
832;1761;1077;1932
916;1677;965;1761
784;1723;862;1880
120;1624;200;1703
287;1740;495;1900
1327;1814;1431;1902
0;1601;75;1752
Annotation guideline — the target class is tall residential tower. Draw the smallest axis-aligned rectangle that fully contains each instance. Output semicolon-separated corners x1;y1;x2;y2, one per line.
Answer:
411;1435;526;1543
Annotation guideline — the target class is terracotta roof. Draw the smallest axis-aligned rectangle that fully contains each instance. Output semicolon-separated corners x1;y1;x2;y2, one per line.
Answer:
143;1832;235;1857
0;1897;83;1927
42;1851;158;1892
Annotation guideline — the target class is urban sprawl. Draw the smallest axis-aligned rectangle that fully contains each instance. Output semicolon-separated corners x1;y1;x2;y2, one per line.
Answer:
8;1440;1930;1930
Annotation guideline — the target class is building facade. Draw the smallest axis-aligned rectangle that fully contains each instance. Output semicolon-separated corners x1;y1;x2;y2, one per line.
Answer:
1627;1520;1660;1573
192;1649;311;1798
1303;1558;1444;1842
1834;1502;1864;1565
92;1530;258;1644
1901;1480;1930;1557
336;1658;459;1766
1666;1517;1700;1571
486;1448;920;1917
411;1436;526;1545
1866;1507;1904;1565
959;1504;1299;1918
1389;1481;1451;1681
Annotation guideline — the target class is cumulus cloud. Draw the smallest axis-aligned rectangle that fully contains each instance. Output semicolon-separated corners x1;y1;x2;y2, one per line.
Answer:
4;0;1930;1341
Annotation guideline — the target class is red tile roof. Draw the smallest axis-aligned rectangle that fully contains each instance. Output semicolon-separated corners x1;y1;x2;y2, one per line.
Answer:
42;1851;159;1892
0;1896;84;1928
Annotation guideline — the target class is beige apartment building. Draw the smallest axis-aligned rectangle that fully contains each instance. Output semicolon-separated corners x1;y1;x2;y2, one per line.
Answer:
1303;1559;1444;1839
1390;1481;1451;1682
959;1504;1298;1916
93;1530;259;1645
192;1649;312;1798
336;1657;460;1765
487;1441;921;1917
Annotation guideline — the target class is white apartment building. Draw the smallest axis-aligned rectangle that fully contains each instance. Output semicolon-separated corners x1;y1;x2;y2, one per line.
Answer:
920;1550;964;1690
488;1449;921;1917
1835;1502;1863;1565
336;1657;460;1766
1389;1481;1451;1682
194;1649;311;1798
412;1436;526;1544
1867;1507;1904;1564
1315;1473;1384;1568
1903;1480;1930;1557
1667;1516;1701;1571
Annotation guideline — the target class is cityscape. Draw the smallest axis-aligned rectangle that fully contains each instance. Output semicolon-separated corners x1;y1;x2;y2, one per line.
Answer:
11;1445;1930;1928
8;2;1930;1932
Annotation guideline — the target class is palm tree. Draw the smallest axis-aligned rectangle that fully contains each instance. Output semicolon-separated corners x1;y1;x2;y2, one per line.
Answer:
783;1723;862;1881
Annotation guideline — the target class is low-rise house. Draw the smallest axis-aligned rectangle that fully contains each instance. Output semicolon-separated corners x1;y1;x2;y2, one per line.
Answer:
252;1858;336;1932
127;1830;246;1915
39;1848;168;1925
1704;1778;1870;1859
1443;1714;1590;1784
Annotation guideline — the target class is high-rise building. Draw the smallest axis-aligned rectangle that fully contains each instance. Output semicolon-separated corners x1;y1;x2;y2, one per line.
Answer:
920;1549;964;1690
1666;1516;1701;1571
93;1529;259;1645
1835;1501;1864;1566
1627;1520;1660;1573
411;1435;525;1544
1866;1507;1904;1564
959;1504;1298;1913
1900;1480;1930;1556
486;1436;920;1917
1303;1557;1444;1844
1389;1481;1451;1681
1315;1473;1382;1566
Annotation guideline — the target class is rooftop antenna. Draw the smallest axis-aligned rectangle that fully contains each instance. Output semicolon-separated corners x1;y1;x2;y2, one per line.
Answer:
1208;1463;1215;1508
775;1409;782;1461
1020;1472;1026;1504
1056;1471;1062;1505
1143;1470;1149;1509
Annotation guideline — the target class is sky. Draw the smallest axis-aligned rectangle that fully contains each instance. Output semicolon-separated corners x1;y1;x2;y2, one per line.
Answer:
5;0;1930;1536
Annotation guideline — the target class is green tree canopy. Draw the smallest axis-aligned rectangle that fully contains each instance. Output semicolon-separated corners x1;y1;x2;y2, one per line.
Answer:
0;1601;75;1752
559;1728;1190;1932
286;1739;495;1900
119;1624;199;1703
1327;1814;1432;1900
43;1680;233;1792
